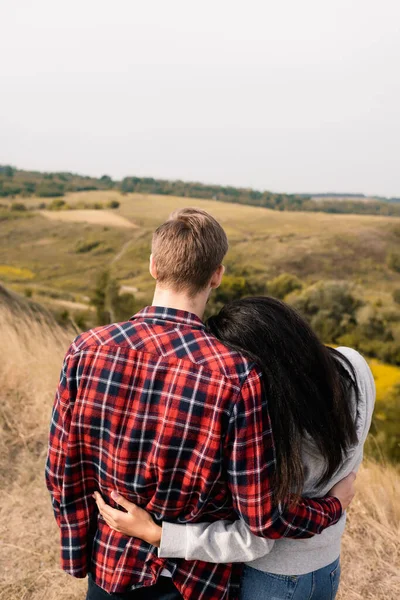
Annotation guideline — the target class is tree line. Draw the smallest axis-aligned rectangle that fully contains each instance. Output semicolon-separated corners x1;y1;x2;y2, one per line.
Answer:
1;165;400;217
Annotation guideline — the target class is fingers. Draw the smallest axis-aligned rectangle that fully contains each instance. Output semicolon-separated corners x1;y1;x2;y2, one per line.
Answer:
93;492;122;523
93;491;113;517
111;490;136;512
102;512;120;531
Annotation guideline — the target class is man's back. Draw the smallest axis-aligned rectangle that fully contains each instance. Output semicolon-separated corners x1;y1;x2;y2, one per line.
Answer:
46;306;255;598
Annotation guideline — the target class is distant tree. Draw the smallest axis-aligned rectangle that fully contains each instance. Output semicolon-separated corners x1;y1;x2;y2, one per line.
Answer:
90;271;111;324
100;175;113;188
107;279;136;322
91;270;137;325
121;178;136;193
36;181;65;197
0;165;15;177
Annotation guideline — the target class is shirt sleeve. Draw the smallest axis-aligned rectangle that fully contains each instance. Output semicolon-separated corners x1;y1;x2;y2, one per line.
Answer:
45;345;76;526
158;520;275;563
225;366;342;540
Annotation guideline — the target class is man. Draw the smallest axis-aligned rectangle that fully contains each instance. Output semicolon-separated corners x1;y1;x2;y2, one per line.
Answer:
46;208;354;600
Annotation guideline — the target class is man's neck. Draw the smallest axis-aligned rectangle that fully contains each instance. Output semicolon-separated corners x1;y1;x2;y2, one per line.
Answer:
152;286;208;320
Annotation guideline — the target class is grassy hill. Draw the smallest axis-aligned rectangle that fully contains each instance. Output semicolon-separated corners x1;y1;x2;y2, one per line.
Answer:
0;304;398;600
2;189;400;299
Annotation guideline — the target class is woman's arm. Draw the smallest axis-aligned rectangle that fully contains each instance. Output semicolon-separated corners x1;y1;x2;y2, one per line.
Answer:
159;519;274;562
93;491;274;562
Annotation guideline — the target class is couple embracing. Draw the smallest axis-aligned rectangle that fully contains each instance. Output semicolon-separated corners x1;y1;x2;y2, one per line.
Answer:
46;208;375;600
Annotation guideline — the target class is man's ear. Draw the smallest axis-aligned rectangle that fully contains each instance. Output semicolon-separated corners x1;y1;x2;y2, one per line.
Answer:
149;254;158;280
210;265;225;289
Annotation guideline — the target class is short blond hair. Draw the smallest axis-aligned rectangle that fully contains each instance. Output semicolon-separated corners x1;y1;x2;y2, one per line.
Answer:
152;208;228;295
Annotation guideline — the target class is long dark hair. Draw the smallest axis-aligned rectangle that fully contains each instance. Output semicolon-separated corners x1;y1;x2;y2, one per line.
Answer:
206;296;359;505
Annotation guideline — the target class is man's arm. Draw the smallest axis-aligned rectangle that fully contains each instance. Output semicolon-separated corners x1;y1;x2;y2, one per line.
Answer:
45;346;75;526
225;366;343;539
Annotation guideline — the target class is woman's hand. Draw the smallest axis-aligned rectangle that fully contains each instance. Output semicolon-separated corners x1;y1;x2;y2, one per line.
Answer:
328;472;357;511
93;491;162;547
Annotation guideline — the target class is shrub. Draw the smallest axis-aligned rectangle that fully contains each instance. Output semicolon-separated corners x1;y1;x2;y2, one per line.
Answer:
0;265;35;280
55;309;70;326
387;251;400;273
290;281;360;342
107;200;120;209
267;273;303;299
11;202;27;211
393;289;400;304
213;275;252;304
75;240;101;254
367;384;400;462
73;312;88;330
48;198;67;210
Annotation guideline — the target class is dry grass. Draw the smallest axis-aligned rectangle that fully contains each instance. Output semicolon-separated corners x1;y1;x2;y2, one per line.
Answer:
40;209;137;229
0;306;399;599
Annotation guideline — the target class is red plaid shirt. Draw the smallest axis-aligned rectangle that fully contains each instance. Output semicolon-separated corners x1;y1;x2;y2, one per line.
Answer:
46;307;342;599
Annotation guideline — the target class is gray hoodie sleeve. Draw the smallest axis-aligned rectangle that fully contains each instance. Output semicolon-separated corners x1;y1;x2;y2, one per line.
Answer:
159;519;275;563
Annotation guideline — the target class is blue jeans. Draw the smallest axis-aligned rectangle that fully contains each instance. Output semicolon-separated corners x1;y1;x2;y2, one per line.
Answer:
240;558;341;600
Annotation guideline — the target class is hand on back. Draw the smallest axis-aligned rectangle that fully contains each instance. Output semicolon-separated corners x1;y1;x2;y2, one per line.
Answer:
328;472;357;511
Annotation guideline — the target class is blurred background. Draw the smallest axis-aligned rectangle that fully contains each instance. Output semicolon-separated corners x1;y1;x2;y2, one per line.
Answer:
0;2;399;599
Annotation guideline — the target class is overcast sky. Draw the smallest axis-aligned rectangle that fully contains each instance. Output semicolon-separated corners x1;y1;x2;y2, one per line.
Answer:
1;0;400;196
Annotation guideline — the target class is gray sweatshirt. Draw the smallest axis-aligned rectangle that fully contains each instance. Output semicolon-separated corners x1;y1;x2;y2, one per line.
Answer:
159;347;375;575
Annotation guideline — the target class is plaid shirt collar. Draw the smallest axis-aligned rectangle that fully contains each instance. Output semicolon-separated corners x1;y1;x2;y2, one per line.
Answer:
130;305;205;330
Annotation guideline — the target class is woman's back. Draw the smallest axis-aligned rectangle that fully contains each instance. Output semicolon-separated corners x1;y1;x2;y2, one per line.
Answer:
241;346;376;575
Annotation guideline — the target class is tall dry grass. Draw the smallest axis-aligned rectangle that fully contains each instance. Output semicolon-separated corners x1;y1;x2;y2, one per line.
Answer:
0;305;399;599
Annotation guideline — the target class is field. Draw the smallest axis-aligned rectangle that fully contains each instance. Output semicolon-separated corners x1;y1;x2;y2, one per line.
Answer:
0;190;400;598
0;305;399;600
40;209;137;229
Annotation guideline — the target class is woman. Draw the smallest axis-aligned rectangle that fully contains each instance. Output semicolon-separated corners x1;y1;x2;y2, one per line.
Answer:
94;296;375;600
